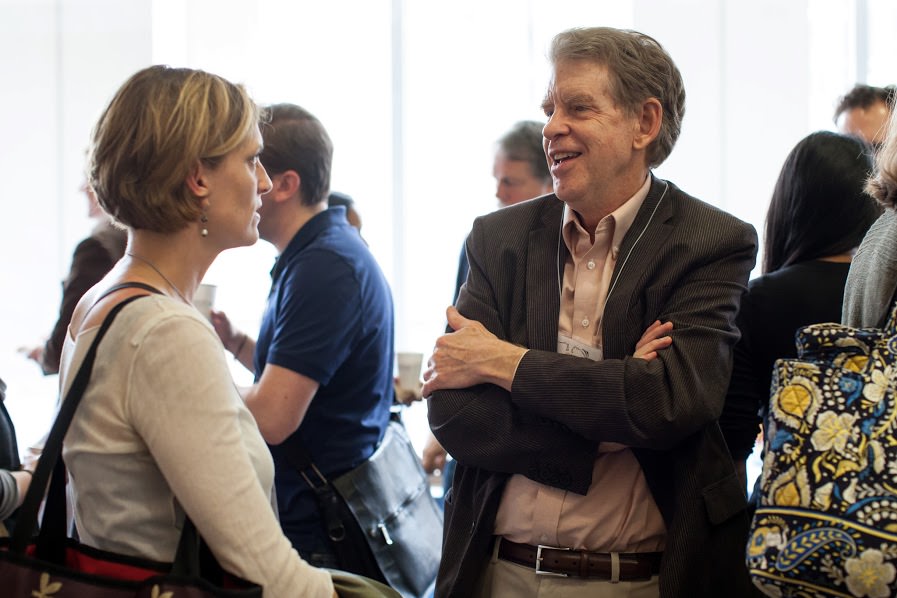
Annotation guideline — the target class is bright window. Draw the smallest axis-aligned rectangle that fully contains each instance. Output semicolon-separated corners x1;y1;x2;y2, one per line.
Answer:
2;0;894;458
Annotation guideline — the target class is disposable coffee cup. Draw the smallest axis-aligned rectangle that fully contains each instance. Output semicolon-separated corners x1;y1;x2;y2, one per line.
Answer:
194;283;217;321
396;352;424;391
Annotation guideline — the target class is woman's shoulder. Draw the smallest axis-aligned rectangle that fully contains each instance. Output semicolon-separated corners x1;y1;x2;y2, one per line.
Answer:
750;261;848;294
74;293;209;348
116;296;213;343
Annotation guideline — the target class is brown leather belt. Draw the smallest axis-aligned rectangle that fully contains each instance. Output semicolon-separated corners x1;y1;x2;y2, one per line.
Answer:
497;538;662;581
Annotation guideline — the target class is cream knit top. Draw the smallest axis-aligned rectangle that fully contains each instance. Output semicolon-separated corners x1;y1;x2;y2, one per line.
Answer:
59;295;333;597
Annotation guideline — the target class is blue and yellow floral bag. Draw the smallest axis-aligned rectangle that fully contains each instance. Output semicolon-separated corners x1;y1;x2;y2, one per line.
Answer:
748;309;897;598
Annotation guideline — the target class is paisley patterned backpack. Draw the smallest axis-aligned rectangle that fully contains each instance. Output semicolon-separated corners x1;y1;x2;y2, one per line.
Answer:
748;303;897;597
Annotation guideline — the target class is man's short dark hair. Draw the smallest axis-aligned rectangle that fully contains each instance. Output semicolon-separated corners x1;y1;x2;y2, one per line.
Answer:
260;103;333;206
834;84;896;122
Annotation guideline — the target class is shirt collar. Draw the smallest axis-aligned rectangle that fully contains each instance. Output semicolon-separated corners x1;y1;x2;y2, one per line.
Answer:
562;174;652;255
270;206;347;280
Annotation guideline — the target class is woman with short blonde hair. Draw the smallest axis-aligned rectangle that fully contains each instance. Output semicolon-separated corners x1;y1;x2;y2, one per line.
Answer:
61;65;335;597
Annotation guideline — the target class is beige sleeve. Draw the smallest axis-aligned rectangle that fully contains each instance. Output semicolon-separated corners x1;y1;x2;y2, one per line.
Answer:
126;313;333;598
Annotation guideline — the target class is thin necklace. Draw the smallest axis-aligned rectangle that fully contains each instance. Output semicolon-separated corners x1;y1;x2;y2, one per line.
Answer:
126;252;190;304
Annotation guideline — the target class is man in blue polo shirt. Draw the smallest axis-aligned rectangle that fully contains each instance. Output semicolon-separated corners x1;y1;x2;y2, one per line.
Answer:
212;103;395;568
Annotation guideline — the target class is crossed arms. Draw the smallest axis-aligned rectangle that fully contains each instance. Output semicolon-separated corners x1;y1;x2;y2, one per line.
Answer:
426;205;757;494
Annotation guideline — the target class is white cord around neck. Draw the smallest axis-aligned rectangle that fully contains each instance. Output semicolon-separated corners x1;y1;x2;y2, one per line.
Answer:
555;180;669;307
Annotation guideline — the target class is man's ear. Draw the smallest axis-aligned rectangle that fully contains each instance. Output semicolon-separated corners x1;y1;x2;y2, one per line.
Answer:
633;98;663;151
268;170;301;202
185;161;211;198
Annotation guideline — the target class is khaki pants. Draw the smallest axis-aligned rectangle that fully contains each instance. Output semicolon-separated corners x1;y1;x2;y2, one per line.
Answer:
473;539;660;598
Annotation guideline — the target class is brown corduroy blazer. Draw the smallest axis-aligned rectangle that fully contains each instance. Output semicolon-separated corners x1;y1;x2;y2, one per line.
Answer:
429;176;761;597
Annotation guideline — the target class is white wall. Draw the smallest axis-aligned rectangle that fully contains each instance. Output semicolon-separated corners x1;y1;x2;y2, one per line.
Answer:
0;0;153;445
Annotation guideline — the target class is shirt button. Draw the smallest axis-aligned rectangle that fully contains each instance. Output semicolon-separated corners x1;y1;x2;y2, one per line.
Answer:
587;260;596;270
581;318;589;327
540;534;549;543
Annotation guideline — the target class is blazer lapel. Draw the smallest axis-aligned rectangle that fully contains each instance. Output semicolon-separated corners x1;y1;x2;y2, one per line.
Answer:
603;177;674;357
526;200;564;352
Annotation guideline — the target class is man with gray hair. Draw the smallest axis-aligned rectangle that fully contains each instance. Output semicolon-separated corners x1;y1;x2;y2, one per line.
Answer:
493;120;553;208
424;27;757;597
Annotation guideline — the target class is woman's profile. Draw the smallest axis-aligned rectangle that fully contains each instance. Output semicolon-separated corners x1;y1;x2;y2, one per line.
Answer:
60;65;335;597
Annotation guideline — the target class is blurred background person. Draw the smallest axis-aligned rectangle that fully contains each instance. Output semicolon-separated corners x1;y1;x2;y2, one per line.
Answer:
0;377;31;536
423;120;553;501
328;191;363;233
452;120;553;303
21;181;126;375
834;83;895;148
722;131;881;495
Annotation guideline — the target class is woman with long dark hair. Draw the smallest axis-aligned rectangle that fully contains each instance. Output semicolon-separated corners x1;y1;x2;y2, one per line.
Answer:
722;131;882;490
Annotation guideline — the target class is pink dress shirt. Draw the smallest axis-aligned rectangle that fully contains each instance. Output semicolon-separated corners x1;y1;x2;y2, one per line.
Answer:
494;176;667;553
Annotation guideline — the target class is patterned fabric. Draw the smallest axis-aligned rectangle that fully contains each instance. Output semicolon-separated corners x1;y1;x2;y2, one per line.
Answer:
748;302;897;597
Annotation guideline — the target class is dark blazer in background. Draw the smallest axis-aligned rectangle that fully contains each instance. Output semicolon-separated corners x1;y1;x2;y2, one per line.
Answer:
428;177;759;597
40;222;126;374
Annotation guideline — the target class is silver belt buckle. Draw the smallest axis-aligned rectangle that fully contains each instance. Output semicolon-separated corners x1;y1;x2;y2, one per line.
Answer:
535;544;570;577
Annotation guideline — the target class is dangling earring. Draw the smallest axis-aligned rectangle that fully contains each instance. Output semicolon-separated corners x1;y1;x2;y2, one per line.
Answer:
200;212;209;237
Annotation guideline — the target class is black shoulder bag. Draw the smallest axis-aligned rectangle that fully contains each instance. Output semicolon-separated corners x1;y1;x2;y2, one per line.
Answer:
284;419;442;598
0;291;262;597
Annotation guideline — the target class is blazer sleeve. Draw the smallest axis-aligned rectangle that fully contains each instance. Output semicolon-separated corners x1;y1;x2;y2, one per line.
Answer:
719;289;765;462
509;216;757;450
429;215;597;496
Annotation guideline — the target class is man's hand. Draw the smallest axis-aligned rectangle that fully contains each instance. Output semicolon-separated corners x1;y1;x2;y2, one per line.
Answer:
421;433;448;474
209;309;241;352
422;306;527;397
18;345;43;365
210;309;255;371
394;376;423;405
634;320;673;360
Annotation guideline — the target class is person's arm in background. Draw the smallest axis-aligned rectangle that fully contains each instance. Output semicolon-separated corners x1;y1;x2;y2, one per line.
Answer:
0;469;31;522
211;312;315;445
718;289;764;492
213;254;367;447
211;310;257;373
421;433;448;474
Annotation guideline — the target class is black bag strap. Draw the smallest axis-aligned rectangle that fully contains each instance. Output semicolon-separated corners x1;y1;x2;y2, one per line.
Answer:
99;281;163;299
10;285;218;580
280;432;349;542
281;413;405;485
11;294;147;552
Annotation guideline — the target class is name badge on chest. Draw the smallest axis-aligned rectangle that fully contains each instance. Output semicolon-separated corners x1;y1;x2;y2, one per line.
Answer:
557;333;602;362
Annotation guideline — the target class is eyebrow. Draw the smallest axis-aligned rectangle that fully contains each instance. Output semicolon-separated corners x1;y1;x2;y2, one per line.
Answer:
541;91;597;112
563;92;596;105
